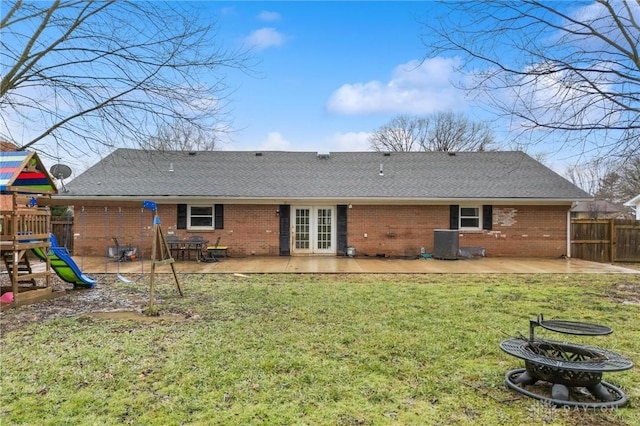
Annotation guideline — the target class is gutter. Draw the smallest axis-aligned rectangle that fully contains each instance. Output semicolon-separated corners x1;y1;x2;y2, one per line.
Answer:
50;195;592;206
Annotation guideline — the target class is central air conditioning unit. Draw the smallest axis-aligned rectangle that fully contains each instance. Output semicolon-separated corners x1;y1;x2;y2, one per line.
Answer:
433;229;459;260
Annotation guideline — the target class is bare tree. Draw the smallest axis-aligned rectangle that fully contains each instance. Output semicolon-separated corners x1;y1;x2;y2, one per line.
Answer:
369;112;494;152
428;111;493;152
368;115;429;152
1;1;248;156
565;158;613;196
598;156;640;203
422;0;640;160
567;155;640;203
143;122;219;152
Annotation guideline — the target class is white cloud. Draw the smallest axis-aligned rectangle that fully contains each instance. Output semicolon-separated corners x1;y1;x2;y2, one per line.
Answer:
258;132;292;150
325;131;372;151
258;11;281;22
244;27;285;51
326;57;467;115
244;131;371;153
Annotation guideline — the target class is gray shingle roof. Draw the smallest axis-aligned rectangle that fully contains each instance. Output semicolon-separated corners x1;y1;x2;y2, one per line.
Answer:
59;149;591;201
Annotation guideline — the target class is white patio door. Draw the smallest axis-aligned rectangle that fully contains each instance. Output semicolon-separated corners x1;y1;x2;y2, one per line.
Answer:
291;206;335;255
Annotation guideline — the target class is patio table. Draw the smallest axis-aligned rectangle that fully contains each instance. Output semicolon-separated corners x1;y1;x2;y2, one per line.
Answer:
167;238;208;261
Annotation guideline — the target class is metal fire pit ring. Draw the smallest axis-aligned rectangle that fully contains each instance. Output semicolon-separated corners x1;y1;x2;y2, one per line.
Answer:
500;337;633;408
500;338;633;373
505;368;629;409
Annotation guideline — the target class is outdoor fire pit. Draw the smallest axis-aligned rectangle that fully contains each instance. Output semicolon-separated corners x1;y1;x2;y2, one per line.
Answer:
500;314;633;408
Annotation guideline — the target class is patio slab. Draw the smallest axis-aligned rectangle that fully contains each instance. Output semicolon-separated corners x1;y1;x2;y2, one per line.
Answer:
73;256;639;275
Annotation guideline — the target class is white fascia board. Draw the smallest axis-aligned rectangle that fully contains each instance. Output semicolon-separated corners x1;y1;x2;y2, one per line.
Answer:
52;194;588;206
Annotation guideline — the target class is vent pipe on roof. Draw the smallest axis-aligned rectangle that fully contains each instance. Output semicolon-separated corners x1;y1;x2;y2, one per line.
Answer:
379;163;384;176
169;162;174;172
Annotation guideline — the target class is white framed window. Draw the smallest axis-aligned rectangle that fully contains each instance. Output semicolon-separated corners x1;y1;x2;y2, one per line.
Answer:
188;205;214;230
459;206;481;230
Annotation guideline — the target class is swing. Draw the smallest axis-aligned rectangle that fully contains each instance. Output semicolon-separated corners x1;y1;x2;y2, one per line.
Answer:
111;207;147;283
114;207;133;283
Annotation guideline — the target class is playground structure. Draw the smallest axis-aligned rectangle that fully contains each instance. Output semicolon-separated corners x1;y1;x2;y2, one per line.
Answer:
1;150;97;309
1;149;186;312
1;151;57;307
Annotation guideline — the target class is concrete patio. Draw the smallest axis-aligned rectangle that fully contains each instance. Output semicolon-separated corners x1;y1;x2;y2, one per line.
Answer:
75;255;639;275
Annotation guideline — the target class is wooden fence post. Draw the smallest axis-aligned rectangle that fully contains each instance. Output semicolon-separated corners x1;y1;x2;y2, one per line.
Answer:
610;218;615;262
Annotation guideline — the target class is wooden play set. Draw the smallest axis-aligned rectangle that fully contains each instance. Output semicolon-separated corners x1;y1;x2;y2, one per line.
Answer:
1;150;58;308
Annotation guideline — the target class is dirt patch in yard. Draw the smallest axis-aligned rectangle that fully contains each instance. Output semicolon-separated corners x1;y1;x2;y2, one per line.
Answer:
607;281;640;305
0;275;188;336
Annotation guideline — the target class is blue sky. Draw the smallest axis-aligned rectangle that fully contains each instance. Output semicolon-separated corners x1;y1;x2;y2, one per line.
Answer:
4;0;615;178
208;1;476;153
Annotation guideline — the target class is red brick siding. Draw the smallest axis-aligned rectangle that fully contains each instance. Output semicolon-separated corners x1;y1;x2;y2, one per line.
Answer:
71;203;281;258
348;204;568;258
71;202;570;258
347;205;449;257
457;205;569;258
72;204;151;257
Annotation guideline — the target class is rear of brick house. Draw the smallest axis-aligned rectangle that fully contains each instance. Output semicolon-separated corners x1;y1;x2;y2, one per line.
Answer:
53;149;591;259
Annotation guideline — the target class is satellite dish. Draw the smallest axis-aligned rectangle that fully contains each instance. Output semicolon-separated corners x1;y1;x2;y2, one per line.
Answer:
50;164;72;180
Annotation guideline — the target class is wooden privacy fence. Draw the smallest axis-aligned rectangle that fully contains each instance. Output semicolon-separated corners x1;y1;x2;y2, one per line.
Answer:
571;219;640;263
51;215;74;252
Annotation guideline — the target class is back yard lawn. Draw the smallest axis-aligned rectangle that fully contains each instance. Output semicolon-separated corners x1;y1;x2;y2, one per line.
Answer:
1;273;639;425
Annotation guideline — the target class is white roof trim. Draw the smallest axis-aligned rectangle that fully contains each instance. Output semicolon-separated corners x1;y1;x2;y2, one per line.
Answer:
51;194;583;206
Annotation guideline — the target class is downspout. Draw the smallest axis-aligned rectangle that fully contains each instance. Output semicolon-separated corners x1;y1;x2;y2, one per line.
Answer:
567;203;576;258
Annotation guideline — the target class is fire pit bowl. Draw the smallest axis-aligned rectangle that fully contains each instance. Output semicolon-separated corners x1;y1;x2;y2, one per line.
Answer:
524;340;605;387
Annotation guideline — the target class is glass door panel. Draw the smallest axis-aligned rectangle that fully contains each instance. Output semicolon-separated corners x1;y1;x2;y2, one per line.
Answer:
316;208;332;251
294;208;310;251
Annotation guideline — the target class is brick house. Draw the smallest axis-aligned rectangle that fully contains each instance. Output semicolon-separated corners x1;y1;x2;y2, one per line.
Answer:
52;149;591;258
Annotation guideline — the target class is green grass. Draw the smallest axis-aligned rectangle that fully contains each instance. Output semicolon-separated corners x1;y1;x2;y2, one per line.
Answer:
1;274;639;425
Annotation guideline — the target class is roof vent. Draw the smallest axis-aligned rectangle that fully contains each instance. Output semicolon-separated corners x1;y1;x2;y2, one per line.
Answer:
317;152;330;159
188;151;197;156
383;152;391;157
448;152;456;156
169;162;174;172
255;152;263;157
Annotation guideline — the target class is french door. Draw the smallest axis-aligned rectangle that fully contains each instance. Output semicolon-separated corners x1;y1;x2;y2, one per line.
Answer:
291;206;335;254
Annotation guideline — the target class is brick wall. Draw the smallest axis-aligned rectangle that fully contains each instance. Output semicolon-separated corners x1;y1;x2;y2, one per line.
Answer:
345;204;568;258
71;203;281;258
71;202;570;258
457;205;568;258
347;205;449;257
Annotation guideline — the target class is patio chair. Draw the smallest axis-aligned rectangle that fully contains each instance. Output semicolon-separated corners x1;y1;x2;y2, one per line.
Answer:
110;237;137;262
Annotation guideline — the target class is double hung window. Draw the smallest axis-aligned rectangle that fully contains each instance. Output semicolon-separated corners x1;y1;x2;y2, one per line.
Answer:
459;206;481;230
188;205;214;230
